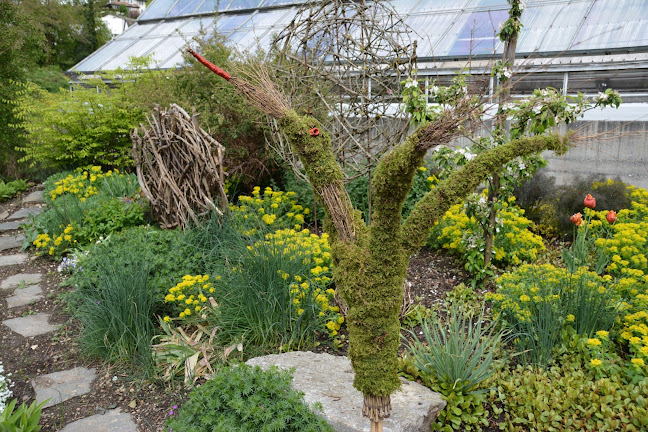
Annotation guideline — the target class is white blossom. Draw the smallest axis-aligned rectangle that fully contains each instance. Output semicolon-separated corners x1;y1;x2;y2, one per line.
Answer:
405;80;418;89
595;91;609;102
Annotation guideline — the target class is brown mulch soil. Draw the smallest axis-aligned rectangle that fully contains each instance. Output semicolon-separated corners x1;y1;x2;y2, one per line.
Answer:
1;187;479;431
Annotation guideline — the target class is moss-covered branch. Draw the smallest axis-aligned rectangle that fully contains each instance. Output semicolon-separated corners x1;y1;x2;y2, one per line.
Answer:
400;133;570;255
278;111;358;242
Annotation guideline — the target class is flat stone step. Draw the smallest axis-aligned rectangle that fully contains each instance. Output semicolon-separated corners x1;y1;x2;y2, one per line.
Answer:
1;273;42;292
0;254;28;267
7;207;43;220
22;190;44;204
6;285;44;308
0;220;25;232
247;352;446;432
32;367;97;409
61;408;137;432
0;234;25;252
2;313;57;337
0;210;9;220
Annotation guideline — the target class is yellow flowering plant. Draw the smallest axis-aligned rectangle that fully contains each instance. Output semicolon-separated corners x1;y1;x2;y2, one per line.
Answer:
163;274;219;322
26;166;144;259
430;194;544;282
229;186;310;235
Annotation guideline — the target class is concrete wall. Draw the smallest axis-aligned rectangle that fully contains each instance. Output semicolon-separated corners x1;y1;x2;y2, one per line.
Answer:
544;121;648;189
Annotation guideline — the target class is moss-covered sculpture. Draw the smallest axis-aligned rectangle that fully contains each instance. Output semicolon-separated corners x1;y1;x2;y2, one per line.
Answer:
188;48;570;428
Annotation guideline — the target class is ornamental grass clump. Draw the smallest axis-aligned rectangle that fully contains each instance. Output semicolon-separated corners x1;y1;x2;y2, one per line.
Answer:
490;264;620;367
72;257;156;375
406;305;504;395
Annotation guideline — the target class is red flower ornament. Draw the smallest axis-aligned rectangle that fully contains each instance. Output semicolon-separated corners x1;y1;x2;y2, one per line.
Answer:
309;127;320;137
606;210;617;224
570;212;583;226
584;194;596;209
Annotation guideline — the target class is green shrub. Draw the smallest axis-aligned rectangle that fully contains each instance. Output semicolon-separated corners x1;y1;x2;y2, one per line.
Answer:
11;78;144;169
515;174;633;239
165;364;334;432
0;399;46;432
70;255;156;374
0;179;28;202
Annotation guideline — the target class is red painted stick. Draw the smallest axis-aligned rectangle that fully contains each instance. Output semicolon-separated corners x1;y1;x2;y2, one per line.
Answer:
187;48;231;81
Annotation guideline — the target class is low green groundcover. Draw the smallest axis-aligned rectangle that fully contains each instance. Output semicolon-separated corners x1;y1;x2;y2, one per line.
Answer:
166;364;334;432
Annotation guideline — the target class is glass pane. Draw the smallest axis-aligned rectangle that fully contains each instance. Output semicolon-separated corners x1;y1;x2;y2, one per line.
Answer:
214;14;252;33
139;0;179;20
517;1;591;53
196;0;222;13
119;23;157;39
73;39;133;72
180;16;216;34
245;9;291;27
404;13;458;57
102;37;166;70
435;9;508;56
147;19;190;37
572;0;648;50
467;0;509;7
167;0;204;17
148;36;189;65
226;0;263;10
263;0;308;6
414;0;470;12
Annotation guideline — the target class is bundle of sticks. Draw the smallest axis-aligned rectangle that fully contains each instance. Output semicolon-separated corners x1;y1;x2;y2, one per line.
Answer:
131;104;227;229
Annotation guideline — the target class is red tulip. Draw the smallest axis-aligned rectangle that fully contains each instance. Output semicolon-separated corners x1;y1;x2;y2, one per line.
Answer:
606;210;617;224
570;212;583;226
584;194;596;209
309;127;320;137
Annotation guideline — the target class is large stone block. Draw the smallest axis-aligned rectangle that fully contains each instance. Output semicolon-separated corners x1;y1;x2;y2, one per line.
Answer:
247;351;446;432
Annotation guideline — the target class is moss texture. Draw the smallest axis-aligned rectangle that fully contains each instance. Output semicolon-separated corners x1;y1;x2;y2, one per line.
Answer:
276;113;570;399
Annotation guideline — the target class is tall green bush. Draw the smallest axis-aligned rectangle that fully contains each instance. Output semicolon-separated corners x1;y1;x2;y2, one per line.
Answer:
11;78;144;169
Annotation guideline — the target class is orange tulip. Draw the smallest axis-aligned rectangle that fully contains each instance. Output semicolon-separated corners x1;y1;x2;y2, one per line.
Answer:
570;212;583;226
584;194;596;209
309;127;320;137
606;210;617;224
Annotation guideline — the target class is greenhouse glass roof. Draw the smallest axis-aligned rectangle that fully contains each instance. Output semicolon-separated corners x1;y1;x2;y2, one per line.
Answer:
72;0;648;73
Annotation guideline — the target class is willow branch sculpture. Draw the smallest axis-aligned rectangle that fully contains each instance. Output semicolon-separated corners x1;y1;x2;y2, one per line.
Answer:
188;48;570;430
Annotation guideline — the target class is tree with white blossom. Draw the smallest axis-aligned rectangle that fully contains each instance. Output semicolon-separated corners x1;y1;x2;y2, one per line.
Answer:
402;0;621;282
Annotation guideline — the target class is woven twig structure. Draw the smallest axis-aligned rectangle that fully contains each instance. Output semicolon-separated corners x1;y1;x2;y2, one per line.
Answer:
131;104;227;229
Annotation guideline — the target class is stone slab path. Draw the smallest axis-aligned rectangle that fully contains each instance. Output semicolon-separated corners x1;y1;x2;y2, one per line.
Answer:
61;408;138;432
2;312;57;337
22;190;44;204
0;272;42;291
0;234;25;252
6;284;43;308
247;351;446;432
0;253;28;267
32;367;97;409
0;220;24;232
7;206;43;220
0;189;140;431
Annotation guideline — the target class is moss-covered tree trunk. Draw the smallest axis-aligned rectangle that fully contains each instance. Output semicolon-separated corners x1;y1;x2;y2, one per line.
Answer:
189;49;571;426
